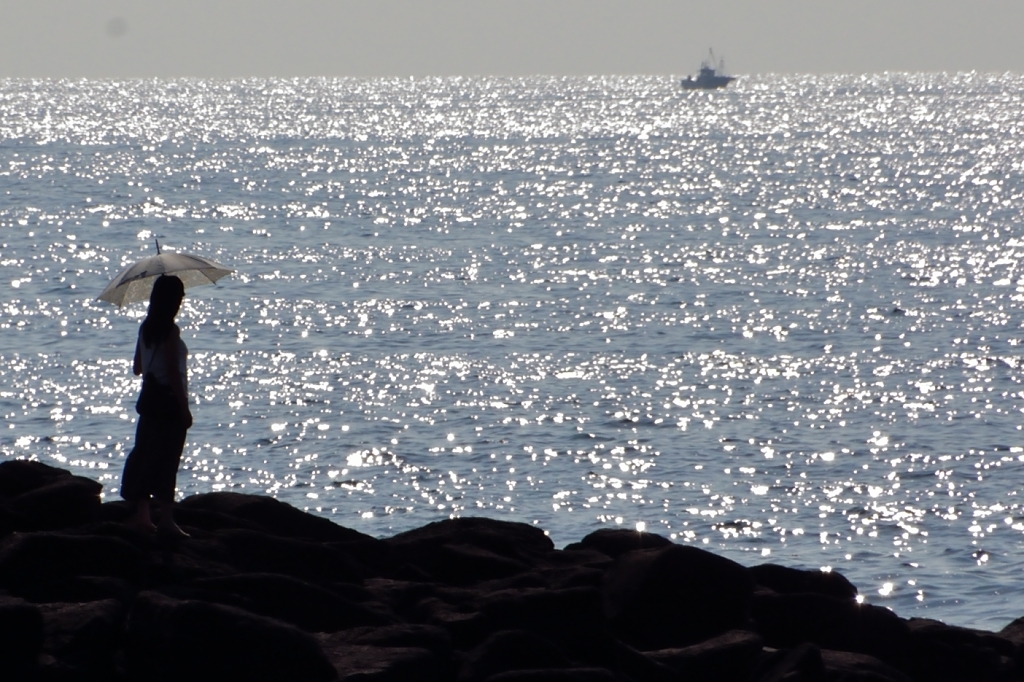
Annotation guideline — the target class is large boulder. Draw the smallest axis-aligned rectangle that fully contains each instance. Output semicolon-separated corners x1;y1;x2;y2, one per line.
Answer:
479;586;612;665
750;563;858;600
0;459;74;497
389;518;555;557
752;592;909;663
459;630;573;682
387;518;554;585
39;598;126;677
189;572;394;632
564;528;673;559
645;629;764;682
179;491;375;543
0;459;104;532
125;591;336;682
483;670;617;682
0;532;145;595
902;617;1015;681
316;636;446;682
200;527;365;583
412;594;490;649
820;649;912;682
749;642;825;682
602;544;754;649
326;623;453;657
0;595;44;679
6;477;104;531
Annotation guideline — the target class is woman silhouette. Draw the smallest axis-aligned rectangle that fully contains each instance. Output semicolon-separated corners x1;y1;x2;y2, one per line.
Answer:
120;274;192;536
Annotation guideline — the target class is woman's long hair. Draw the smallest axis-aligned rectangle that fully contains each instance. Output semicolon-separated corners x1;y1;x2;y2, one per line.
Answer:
140;275;185;346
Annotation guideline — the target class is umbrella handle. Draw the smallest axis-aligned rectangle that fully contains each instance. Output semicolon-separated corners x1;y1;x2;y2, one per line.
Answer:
155;238;161;254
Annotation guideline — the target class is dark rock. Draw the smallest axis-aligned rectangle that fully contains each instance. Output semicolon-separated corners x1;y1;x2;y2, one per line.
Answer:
483;669;618;682
19;575;137;605
999;616;1024;678
0;459;73;498
137;535;242;585
427;543;532;584
750;563;858;600
0;532;145;594
564;528;673;559
390;517;555;557
5;476;104;531
536;561;606;589
39;598;125;677
479;586;612;665
542;565;608;590
206;527;364;583
387;517;554;584
0;505;17;538
821;649;912;682
364;578;439;615
608;640;677;682
190;572;394;632
0;595;44;679
326;623;453;656
999;615;1024;646
328;536;395;577
155;583;254;613
95;499;133;523
476;571;549;592
752;592;909;663
905;617;1014;657
602;544;754;649
125;590;336;682
4;462;1024;682
316;638;445;681
413;595;490;649
73;519;159;546
179;491;376;543
903;617;1014;681
459;630;572;682
540;547;614;572
750;642;825;682
159;504;269;534
645;629;764;682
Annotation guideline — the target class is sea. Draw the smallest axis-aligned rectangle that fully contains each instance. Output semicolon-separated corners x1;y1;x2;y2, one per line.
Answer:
2;73;1024;631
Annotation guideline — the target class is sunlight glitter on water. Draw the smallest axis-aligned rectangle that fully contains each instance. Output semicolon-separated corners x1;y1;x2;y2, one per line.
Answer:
3;73;1024;628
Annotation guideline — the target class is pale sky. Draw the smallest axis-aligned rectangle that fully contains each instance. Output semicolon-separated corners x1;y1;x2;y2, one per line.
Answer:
2;0;1022;78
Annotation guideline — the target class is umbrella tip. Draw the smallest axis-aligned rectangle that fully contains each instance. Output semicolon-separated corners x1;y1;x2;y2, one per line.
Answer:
155;238;161;255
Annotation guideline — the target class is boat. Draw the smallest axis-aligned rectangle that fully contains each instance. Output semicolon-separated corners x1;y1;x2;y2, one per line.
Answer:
681;49;735;90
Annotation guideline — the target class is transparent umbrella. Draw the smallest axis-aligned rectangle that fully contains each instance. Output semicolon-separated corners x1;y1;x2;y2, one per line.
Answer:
98;241;234;307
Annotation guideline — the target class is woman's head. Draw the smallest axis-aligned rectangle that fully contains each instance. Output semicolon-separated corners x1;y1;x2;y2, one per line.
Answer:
142;275;185;344
149;274;185;316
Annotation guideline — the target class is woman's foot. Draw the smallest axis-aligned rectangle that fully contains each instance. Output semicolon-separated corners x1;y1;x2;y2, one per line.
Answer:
156;504;190;538
129;499;158;533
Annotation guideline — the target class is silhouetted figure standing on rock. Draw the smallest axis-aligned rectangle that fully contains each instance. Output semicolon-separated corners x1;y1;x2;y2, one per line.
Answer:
121;274;192;537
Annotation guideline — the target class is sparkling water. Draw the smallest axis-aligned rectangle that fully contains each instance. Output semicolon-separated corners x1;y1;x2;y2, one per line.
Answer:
2;74;1024;630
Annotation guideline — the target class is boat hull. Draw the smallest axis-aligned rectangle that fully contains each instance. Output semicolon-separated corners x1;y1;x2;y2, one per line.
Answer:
681;75;735;90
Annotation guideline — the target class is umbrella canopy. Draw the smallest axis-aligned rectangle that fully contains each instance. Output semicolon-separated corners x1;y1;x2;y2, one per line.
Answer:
98;251;234;307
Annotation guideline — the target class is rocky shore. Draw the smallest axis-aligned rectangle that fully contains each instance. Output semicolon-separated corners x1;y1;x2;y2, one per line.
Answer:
1;459;1022;682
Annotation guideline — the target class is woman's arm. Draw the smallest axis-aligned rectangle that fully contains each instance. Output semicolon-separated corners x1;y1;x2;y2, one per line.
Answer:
133;338;143;376
161;326;193;428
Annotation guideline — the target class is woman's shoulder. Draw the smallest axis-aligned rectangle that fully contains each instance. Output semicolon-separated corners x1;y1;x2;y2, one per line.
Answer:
139;320;181;346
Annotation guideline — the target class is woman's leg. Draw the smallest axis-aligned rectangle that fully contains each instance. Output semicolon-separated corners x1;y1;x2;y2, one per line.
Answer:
134;497;158;532
122;416;158;531
153;420;190;537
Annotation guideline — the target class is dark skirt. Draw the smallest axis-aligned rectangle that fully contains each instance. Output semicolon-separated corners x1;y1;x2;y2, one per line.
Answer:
121;413;187;502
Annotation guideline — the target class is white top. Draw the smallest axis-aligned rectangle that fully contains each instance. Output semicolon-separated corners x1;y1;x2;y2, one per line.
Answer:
140;326;188;393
